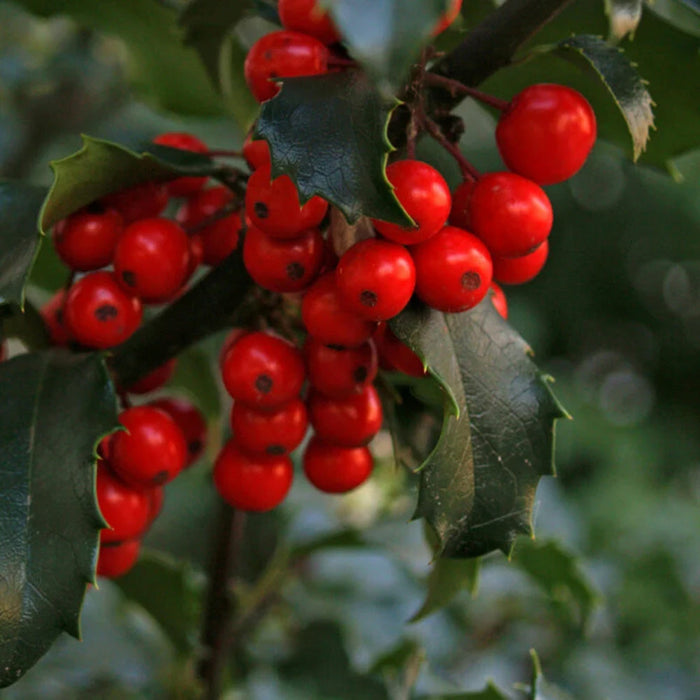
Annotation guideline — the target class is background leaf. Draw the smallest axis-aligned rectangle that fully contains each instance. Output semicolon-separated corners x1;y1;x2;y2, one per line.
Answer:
0;351;119;687
606;0;643;40
0;182;47;308
645;0;700;37
391;300;567;558
256;71;411;225
526;650;576;700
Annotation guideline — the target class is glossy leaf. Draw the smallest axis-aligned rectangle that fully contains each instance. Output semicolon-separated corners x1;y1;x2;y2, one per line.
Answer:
555;35;654;160
605;0;642;40
40;135;220;232
12;0;225;116
326;0;452;95
256;71;411;225
0;182;47;309
391;300;567;558
511;537;600;629
0;351;119;687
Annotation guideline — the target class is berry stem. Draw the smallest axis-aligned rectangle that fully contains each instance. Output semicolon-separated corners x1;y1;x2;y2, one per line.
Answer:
420;113;480;182
204;149;243;159
424;73;509;111
183;199;242;236
326;55;357;68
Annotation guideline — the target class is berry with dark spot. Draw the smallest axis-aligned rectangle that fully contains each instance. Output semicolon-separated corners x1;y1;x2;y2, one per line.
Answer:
231;398;308;455
303;436;373;494
304;337;378;398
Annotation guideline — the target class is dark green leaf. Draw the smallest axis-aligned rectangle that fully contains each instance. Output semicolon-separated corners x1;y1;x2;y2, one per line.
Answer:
40;136;220;232
0;351;119;687
605;0;642;40
113;551;203;655
511;538;600;629
526;650;576;700
391;300;567;558
256;71;411;225
555;35;654;160
668;147;700;182
420;682;513;700
0;182;47;309
169;346;221;421
327;0;451;95
0;303;50;351
12;0;225;116
645;0;700;37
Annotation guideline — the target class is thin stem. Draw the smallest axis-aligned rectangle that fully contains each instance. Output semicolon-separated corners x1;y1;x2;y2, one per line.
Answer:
327;55;357;68
183;200;242;236
424;73;509;111
420;113;480;182
204;149;243;159
198;505;246;700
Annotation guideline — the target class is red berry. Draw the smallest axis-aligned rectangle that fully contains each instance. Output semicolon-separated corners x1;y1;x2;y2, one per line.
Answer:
109;406;188;487
149;396;208;467
153;131;208;197
496;83;597;185
52;206;123;271
114;217;191;303
188;233;204;275
242;133;271;171
148;486;165;523
40;289;72;346
490;282;508;319
432;0;462;35
278;0;341;44
64;271;142;349
97;538;141;578
373;323;426;377
176;186;243;266
231;398;308;455
308;384;383;447
221;331;305;409
492;240;549;285
411;225;493;313
303;436;373;493
125;358;177;395
96;461;152;543
101;181;169;225
305;337;378;397
243;224;324;293
213;439;293;511
372;160;451;245
218;327;248;371
301;273;376;347
449;179;476;231
468;172;553;258
245;164;328;239
336;238;416;321
244;30;329;103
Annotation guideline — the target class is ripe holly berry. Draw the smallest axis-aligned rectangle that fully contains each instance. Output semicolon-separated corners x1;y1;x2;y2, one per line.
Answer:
96;461;152;543
114;217;191;303
411;225;493;313
149;396;208;467
101;181;169;225
303;436;373;494
213;439;293;511
64;271;142;349
97;539;141;578
336;238;416;321
221;331;305;409
244;30;330;103
246;164;328;239
373;323;426;377
432;0;462;35
304;337;378;398
109;406;188;488
52;205;123;271
188;233;204;276
218;327;247;371
496;83;597;185
243;224;324;293
490;282;508;319
372;160;451;245
448;179;476;231
153;131;208;197
301;273;376;347
40;289;72;346
148;486;165;523
231;398;308;455
125;358;177;395
492;240;549;285
278;0;341;44
242;132;271;171
468;172;553;258
308;384;383;447
176;186;243;266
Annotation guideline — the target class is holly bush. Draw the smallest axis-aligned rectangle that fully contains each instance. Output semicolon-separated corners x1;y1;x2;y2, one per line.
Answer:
1;0;699;698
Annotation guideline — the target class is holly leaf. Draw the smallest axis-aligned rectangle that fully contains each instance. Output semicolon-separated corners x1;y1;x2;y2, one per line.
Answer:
0;351;119;688
554;34;654;161
169;346;221;422
326;0;452;95
605;0;642;40
0;182;47;309
419;683;513;700
645;0;700;37
255;71;411;225
524;650;576;700
391;300;567;558
40;135;220;232
511;538;600;630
